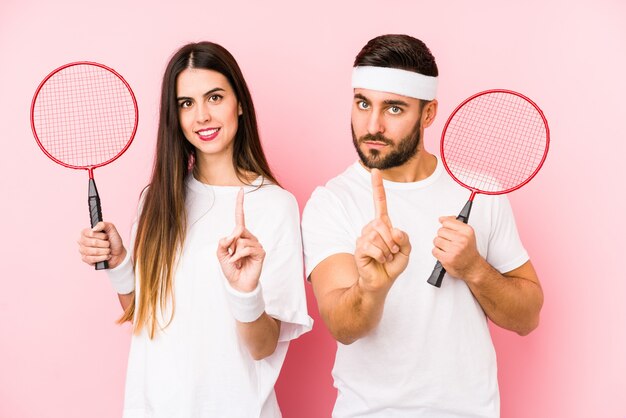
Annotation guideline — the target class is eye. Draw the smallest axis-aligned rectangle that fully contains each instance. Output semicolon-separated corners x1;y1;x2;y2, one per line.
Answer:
357;101;370;110
208;94;223;103
388;106;402;115
179;100;193;109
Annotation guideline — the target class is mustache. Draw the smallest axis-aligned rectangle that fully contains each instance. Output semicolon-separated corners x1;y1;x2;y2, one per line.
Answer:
358;133;393;145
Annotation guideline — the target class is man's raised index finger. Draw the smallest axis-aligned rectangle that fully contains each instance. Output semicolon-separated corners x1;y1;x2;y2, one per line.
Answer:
371;169;389;220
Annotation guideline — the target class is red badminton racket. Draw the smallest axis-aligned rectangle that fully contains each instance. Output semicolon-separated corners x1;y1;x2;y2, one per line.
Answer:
30;62;138;270
428;89;549;287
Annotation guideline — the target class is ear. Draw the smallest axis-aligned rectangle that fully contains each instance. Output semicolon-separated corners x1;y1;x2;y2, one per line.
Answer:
421;99;438;128
238;103;243;116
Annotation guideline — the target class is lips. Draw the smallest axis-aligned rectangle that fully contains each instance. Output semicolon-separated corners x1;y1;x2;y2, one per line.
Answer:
196;128;220;141
363;141;388;149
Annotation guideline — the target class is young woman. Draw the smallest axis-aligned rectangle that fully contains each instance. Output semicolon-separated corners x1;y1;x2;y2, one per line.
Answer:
78;42;312;417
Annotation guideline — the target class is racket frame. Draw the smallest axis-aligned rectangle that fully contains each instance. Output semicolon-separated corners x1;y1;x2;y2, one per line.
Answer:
30;61;138;271
440;89;550;197
30;61;138;171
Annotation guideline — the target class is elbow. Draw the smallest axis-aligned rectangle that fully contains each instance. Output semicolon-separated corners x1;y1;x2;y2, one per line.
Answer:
516;289;544;336
241;316;281;361
249;342;278;361
515;314;541;336
335;333;358;346
325;315;370;345
516;327;534;337
329;325;363;345
251;352;271;361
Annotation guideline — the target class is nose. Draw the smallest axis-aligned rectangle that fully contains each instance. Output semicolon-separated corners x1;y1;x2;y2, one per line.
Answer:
366;111;384;135
195;102;211;123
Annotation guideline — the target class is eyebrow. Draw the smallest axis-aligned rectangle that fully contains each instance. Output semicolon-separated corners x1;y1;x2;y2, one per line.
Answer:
354;93;409;107
384;99;409;107
177;87;226;101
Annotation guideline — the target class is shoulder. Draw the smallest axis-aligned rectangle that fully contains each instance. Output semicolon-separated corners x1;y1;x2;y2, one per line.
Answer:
487;193;517;225
244;182;302;248
134;185;151;218
302;166;367;232
244;181;301;232
324;162;368;194
305;162;366;208
246;181;299;215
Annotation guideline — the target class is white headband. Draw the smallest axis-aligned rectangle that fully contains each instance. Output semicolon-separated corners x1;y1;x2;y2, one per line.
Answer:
351;66;438;101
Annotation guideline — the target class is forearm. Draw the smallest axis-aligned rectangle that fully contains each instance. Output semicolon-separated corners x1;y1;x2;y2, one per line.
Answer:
465;260;543;336
223;276;280;360
236;314;281;360
117;291;134;311
320;279;390;345
106;247;136;313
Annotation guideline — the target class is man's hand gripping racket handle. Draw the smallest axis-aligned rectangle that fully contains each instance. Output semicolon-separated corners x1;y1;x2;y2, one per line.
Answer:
427;200;473;287
88;178;108;270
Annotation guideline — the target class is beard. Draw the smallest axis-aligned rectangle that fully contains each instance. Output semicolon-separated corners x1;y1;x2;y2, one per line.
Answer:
351;120;422;170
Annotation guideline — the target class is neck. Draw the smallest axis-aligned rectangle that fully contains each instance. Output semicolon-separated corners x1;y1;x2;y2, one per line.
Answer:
194;150;250;186
361;149;437;182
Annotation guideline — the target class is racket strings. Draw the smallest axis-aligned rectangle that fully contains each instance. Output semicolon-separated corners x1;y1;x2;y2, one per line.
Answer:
32;64;136;168
443;92;547;193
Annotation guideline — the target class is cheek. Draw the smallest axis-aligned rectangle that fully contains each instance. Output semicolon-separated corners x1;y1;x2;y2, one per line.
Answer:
389;117;418;139
224;108;240;134
228;117;239;140
179;112;198;144
178;111;192;133
351;113;366;135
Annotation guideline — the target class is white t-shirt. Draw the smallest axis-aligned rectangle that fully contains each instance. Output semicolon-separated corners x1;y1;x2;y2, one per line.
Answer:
301;160;528;418
109;175;313;418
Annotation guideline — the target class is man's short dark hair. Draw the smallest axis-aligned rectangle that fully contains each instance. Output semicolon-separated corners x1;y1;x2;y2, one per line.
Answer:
354;34;438;77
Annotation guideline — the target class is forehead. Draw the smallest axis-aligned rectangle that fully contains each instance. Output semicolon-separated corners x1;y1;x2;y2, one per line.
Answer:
353;88;421;106
176;68;231;95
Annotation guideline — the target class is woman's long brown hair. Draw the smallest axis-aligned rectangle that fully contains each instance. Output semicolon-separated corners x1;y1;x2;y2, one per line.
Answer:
119;42;278;337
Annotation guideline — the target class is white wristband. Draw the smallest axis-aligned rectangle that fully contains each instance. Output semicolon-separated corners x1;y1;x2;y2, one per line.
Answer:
106;250;135;295
224;281;265;323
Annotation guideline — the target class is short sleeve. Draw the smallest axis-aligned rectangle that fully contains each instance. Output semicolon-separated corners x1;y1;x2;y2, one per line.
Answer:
259;193;313;343
485;195;529;273
301;187;356;279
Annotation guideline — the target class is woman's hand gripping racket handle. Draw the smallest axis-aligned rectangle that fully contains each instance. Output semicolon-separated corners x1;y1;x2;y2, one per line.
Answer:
427;200;473;287
88;177;108;270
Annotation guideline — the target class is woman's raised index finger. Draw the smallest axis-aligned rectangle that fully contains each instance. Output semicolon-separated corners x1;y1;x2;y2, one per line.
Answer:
236;188;245;228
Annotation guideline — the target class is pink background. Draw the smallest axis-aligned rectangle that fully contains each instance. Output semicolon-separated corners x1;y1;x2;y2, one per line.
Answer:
1;0;625;417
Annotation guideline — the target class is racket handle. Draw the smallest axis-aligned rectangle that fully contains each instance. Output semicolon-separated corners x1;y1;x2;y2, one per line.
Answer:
427;200;474;288
88;178;109;270
427;260;447;287
95;261;108;270
457;200;473;224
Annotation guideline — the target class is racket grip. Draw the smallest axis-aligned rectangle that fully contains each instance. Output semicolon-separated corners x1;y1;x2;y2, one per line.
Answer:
457;200;473;224
88;178;109;270
427;260;446;288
